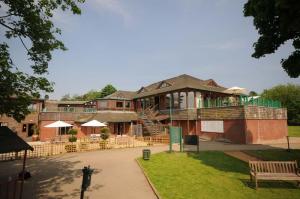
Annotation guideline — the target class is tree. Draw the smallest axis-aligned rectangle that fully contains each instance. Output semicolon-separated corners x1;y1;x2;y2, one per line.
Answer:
82;90;102;100
244;0;300;78
0;0;84;122
261;84;300;125
99;84;117;98
249;91;258;96
60;85;117;101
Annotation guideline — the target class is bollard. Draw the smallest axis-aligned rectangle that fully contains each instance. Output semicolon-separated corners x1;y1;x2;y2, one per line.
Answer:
143;149;151;160
80;165;94;199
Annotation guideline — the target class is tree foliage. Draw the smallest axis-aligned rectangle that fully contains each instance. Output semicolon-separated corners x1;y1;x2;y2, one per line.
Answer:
100;127;110;140
261;84;300;125
249;91;258;96
60;84;117;101
0;0;84;122
244;0;300;77
99;84;117;98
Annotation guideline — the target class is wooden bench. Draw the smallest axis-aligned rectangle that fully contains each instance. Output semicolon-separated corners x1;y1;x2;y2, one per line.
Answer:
249;160;300;189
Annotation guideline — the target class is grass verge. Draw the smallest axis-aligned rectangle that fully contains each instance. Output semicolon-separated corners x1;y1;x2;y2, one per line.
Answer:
138;151;300;199
288;126;300;137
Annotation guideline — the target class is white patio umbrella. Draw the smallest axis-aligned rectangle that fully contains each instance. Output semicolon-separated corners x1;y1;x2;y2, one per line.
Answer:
45;121;72;140
225;86;247;95
81;120;106;134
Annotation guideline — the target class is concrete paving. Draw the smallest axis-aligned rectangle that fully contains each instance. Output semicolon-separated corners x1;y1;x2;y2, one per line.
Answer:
0;146;168;199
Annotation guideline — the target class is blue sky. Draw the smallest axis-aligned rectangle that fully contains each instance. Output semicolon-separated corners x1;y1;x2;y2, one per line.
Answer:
5;0;300;99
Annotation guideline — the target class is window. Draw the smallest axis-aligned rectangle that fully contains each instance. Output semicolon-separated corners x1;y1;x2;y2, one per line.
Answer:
138;87;147;93
116;101;123;108
125;101;130;108
0;122;8;126
158;81;171;89
179;92;187;109
60;127;71;135
22;124;27;132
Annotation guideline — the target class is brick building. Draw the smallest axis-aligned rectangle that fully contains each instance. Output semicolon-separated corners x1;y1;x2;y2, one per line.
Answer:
0;74;287;144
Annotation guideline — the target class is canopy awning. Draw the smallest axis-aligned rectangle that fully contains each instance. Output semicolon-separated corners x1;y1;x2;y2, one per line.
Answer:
44;120;72;128
0;126;33;153
81;120;107;127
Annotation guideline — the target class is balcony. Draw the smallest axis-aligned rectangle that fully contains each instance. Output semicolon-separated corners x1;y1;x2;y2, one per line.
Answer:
42;107;97;113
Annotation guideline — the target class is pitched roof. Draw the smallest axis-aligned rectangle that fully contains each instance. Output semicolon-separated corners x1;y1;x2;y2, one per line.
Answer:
134;74;227;98
102;90;137;100
46;100;88;105
0;127;34;153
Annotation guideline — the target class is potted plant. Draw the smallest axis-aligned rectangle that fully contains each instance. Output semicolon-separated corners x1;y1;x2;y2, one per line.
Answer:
65;128;78;152
100;127;110;149
32;125;39;141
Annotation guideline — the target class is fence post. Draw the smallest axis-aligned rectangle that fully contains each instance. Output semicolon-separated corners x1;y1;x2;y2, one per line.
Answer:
287;136;291;152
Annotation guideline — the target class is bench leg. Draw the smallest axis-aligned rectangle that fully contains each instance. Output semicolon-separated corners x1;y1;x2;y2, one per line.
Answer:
255;178;258;189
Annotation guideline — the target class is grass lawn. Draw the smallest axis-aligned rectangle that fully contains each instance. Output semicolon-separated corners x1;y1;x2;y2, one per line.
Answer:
244;149;300;162
138;152;300;199
288;126;300;137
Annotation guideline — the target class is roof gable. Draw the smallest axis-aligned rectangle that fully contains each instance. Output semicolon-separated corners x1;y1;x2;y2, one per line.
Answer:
137;87;148;94
157;81;172;89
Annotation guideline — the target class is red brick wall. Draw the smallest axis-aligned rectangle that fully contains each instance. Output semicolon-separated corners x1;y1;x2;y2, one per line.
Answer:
195;120;246;143
245;119;287;144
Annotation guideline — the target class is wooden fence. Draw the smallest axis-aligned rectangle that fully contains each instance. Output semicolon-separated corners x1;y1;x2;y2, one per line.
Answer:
0;135;169;161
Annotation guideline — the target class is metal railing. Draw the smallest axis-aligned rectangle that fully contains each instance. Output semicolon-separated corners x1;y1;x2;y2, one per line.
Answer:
42;107;97;113
203;96;282;109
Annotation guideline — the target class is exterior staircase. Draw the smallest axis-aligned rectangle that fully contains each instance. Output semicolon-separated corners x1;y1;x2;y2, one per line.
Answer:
139;105;166;135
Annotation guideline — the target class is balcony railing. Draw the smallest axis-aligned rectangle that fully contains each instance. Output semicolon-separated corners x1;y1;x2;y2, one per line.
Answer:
42;107;97;113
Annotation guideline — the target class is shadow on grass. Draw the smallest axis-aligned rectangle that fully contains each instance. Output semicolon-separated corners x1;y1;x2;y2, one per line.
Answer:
243;149;300;163
187;151;249;175
240;179;299;189
0;155;102;199
186;151;299;190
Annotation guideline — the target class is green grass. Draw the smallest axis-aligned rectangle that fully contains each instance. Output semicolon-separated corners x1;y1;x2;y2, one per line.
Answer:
288;126;300;137
244;149;300;162
138;152;300;199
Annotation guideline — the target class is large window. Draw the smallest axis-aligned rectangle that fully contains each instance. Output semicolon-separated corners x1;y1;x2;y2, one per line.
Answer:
125;101;130;108
179;92;187;109
188;91;194;108
116;101;123;108
173;93;179;109
166;94;171;109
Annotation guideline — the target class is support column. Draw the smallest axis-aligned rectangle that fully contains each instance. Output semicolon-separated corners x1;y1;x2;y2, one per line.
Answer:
194;91;197;108
186;91;190;135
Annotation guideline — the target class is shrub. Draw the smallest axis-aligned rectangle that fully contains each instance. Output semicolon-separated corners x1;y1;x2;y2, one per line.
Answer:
100;127;110;140
68;128;78;142
68;136;77;142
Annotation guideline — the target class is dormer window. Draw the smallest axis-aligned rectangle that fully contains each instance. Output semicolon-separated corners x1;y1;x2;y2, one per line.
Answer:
138;87;147;93
157;81;171;89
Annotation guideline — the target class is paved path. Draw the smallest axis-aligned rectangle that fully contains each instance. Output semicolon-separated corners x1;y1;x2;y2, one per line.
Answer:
0;146;168;199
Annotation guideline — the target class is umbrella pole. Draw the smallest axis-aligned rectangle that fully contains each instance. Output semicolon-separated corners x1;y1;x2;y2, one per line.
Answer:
19;150;27;199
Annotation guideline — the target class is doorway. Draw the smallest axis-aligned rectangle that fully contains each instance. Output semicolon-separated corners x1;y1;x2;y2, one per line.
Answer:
28;123;35;137
116;123;124;135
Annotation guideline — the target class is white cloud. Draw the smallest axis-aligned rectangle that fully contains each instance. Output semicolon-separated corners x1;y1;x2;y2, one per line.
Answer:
89;0;133;26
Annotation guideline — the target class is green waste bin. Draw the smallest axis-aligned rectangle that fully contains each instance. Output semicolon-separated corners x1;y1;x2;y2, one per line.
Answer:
143;149;151;160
